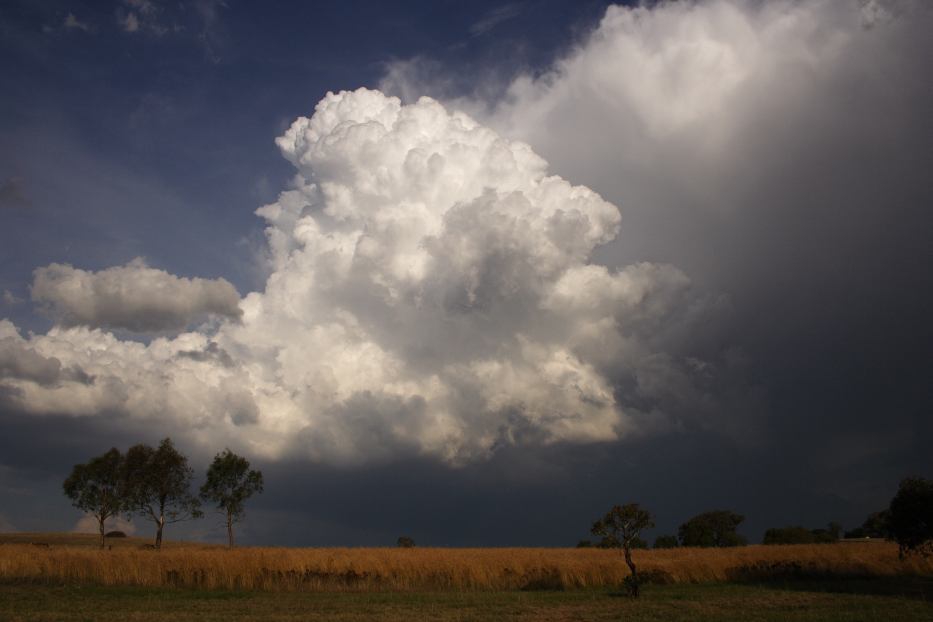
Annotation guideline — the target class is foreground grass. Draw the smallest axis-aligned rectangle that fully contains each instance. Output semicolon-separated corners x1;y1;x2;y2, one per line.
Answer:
1;580;931;621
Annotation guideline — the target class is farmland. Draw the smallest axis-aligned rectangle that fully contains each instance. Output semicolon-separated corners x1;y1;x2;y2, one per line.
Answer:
1;534;931;621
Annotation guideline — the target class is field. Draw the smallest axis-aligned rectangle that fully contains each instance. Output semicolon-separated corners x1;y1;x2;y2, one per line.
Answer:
1;533;931;621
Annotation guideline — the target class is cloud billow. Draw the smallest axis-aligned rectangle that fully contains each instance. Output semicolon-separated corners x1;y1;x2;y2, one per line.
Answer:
0;89;719;465
31;258;242;333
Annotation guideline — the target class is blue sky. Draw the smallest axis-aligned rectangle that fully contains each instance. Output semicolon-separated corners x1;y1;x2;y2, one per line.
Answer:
0;0;931;546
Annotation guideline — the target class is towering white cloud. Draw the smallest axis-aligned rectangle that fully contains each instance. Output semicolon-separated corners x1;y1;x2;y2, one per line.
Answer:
0;89;711;465
31;258;242;333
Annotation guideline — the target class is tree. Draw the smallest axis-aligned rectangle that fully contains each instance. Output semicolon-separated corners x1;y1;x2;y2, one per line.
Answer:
62;448;126;548
124;438;202;550
679;510;747;547
653;534;679;549
199;449;263;547
886;477;933;558
397;536;415;548
591;503;655;597
862;510;890;538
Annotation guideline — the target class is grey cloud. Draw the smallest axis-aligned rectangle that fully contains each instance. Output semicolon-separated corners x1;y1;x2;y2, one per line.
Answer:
0;336;63;386
176;342;236;368
0;329;95;390
31;258;242;333
222;390;260;427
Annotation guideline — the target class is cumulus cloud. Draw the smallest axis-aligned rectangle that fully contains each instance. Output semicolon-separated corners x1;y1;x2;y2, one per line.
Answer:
1;89;723;465
0;321;92;388
31;258;242;333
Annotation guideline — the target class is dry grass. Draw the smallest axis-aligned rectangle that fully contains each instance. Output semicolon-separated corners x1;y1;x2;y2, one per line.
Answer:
1;535;930;592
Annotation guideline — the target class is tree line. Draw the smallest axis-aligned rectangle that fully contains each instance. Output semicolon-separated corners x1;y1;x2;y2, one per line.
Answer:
63;439;263;549
585;477;933;598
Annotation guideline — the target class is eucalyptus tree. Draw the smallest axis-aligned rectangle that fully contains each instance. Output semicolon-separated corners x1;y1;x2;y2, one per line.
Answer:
199;449;263;547
591;503;655;597
63;448;126;548
124;438;202;549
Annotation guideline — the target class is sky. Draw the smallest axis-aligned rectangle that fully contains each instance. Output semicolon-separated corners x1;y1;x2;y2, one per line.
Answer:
0;0;931;546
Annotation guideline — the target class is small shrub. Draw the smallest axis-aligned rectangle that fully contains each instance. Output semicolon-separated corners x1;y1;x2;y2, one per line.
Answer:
396;536;415;548
105;530;127;538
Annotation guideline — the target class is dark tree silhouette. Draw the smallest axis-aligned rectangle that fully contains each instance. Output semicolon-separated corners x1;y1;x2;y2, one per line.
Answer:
887;477;933;558
678;510;747;547
199;449;263;547
124;438;202;550
62;448;126;548
591;503;654;597
397;536;416;548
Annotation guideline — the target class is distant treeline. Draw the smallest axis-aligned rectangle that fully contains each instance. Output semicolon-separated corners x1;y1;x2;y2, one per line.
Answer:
579;477;932;559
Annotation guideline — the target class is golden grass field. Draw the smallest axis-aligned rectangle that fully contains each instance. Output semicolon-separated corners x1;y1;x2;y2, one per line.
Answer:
1;533;931;592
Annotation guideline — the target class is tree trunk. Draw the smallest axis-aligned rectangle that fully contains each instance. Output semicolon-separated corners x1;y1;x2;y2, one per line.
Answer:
155;515;164;550
623;545;639;598
227;514;234;548
98;515;106;549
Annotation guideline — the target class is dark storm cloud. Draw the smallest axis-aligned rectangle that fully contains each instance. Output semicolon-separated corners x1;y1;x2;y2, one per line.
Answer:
376;0;933;525
437;1;933;444
236;434;913;547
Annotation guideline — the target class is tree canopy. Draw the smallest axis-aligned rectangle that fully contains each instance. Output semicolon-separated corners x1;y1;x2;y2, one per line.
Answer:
886;477;933;558
678;510;747;547
199;449;264;547
124;438;202;549
62;448;126;548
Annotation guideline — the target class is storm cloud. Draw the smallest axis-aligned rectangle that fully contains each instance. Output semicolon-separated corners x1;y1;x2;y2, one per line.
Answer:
382;0;933;483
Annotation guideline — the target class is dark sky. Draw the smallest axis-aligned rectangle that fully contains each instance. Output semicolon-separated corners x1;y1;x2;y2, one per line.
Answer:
1;0;931;546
